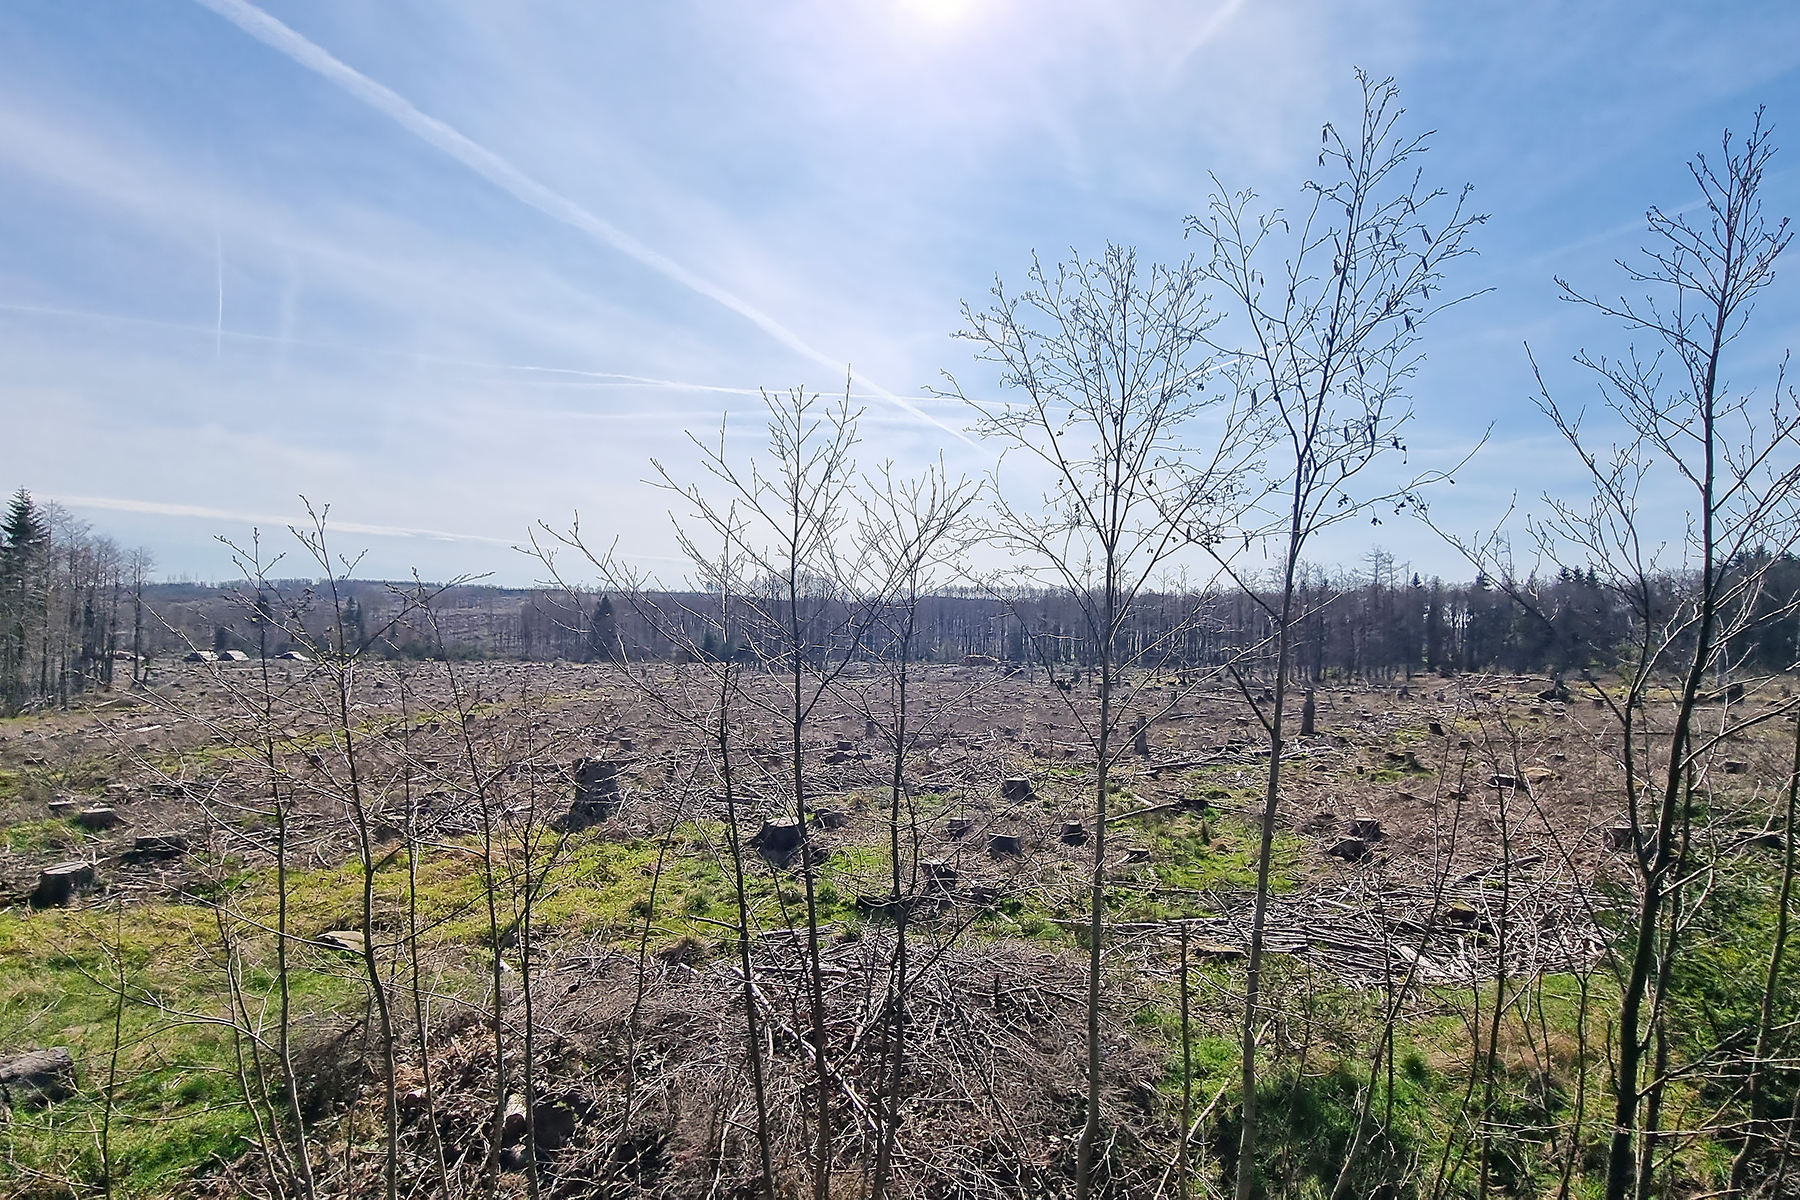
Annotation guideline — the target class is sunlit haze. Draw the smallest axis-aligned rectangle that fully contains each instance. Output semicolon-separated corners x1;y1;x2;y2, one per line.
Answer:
2;1;1797;585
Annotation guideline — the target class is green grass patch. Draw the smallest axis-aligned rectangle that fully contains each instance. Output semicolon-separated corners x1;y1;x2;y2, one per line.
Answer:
4;817;82;854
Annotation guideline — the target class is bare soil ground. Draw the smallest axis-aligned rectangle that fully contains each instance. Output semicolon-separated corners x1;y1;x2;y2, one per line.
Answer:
2;660;1790;1195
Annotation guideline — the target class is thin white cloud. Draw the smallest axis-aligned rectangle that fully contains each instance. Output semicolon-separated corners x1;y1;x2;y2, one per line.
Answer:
192;0;973;445
53;493;514;546
0;299;971;413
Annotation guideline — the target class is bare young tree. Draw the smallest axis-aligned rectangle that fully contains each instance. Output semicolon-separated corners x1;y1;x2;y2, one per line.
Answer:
944;243;1244;1198
546;385;875;1199
1507;113;1800;1200
848;458;979;1200
1187;71;1483;1199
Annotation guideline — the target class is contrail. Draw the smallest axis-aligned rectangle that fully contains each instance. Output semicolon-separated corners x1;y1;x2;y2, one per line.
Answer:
192;0;973;445
54;493;515;546
0;298;966;407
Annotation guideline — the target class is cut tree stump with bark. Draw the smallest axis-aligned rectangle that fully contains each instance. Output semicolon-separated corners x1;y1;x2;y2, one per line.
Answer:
564;757;621;829
32;862;95;907
754;818;803;854
0;1048;75;1107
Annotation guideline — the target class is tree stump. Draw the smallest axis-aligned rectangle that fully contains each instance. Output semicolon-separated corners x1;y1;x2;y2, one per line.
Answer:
1347;817;1382;841
754;818;803;854
1604;825;1635;852
1133;715;1149;757
75;807;121;831
811;809;848;830
533;1099;579;1150
1300;689;1317;736
988;833;1024;857
33;862;95;907
0;1048;75;1106
922;859;958;890
999;777;1034;802
565;758;620;829
1059;821;1087;845
946;817;975;838
1327;837;1370;861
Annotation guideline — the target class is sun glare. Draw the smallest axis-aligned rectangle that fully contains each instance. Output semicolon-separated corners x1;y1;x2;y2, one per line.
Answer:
896;0;979;28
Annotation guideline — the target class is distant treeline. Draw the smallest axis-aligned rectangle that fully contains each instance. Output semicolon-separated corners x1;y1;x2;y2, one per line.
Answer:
6;485;1794;714
130;557;1800;685
0;489;154;713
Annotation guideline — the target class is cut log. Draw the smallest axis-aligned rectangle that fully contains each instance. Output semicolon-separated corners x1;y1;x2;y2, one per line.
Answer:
1122;847;1153;864
502;1093;529;1145
811;809;848;830
0;1048;75;1106
318;930;366;955
32;862;95;907
1190;940;1245;961
1487;774;1520;791
125;833;189;863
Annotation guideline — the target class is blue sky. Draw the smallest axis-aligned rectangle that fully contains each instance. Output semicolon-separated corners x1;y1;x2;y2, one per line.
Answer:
2;0;1797;586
